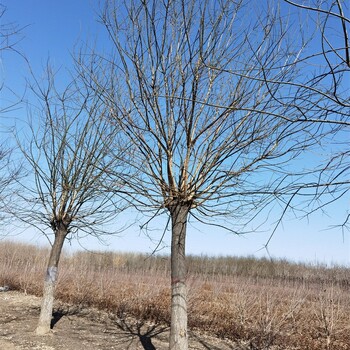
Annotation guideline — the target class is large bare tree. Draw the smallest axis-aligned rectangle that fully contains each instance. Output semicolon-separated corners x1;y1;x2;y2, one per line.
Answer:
14;67;127;335
78;0;341;348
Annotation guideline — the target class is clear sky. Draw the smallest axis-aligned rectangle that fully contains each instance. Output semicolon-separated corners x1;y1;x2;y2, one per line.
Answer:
1;0;349;266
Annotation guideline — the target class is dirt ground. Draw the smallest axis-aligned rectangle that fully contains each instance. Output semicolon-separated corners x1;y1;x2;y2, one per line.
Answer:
0;291;242;350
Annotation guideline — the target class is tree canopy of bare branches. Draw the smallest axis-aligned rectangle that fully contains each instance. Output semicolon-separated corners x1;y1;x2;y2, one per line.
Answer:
0;142;21;225
0;4;25;227
277;0;350;228
0;4;23;54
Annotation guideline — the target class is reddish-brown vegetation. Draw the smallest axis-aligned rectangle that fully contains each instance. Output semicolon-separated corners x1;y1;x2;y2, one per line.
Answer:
0;241;349;349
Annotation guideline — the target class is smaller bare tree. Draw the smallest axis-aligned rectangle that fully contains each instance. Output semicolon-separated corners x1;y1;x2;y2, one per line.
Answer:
14;66;127;335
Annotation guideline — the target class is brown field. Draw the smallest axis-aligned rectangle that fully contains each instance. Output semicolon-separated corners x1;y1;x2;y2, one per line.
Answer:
0;240;349;349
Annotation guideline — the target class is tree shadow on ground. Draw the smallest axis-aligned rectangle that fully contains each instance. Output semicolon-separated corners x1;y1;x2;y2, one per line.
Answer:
50;306;79;329
113;315;169;350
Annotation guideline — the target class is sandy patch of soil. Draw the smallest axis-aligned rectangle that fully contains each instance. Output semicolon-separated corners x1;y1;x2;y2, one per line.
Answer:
0;291;241;350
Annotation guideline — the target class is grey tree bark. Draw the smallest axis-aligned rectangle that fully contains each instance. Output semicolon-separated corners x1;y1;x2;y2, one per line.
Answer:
36;228;66;335
169;204;190;350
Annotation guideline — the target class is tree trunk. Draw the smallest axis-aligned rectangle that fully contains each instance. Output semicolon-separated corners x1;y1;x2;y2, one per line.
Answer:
35;230;66;335
169;204;190;350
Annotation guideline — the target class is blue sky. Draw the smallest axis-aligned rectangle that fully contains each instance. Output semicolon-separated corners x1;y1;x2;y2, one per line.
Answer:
1;0;349;266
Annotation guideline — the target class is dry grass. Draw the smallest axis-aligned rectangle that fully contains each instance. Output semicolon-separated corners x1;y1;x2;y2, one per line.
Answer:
0;240;349;349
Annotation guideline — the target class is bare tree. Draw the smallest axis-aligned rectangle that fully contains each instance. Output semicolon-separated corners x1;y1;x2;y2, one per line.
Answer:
0;143;21;225
284;0;349;83
276;0;350;130
78;0;341;348
0;4;25;226
14;66;127;335
271;0;350;229
1;3;27;113
0;4;24;53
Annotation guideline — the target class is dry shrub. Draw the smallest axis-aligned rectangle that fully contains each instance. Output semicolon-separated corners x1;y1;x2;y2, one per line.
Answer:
1;240;349;349
0;240;48;293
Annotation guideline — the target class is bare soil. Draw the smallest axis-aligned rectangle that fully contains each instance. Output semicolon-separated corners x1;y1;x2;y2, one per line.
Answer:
0;291;242;350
